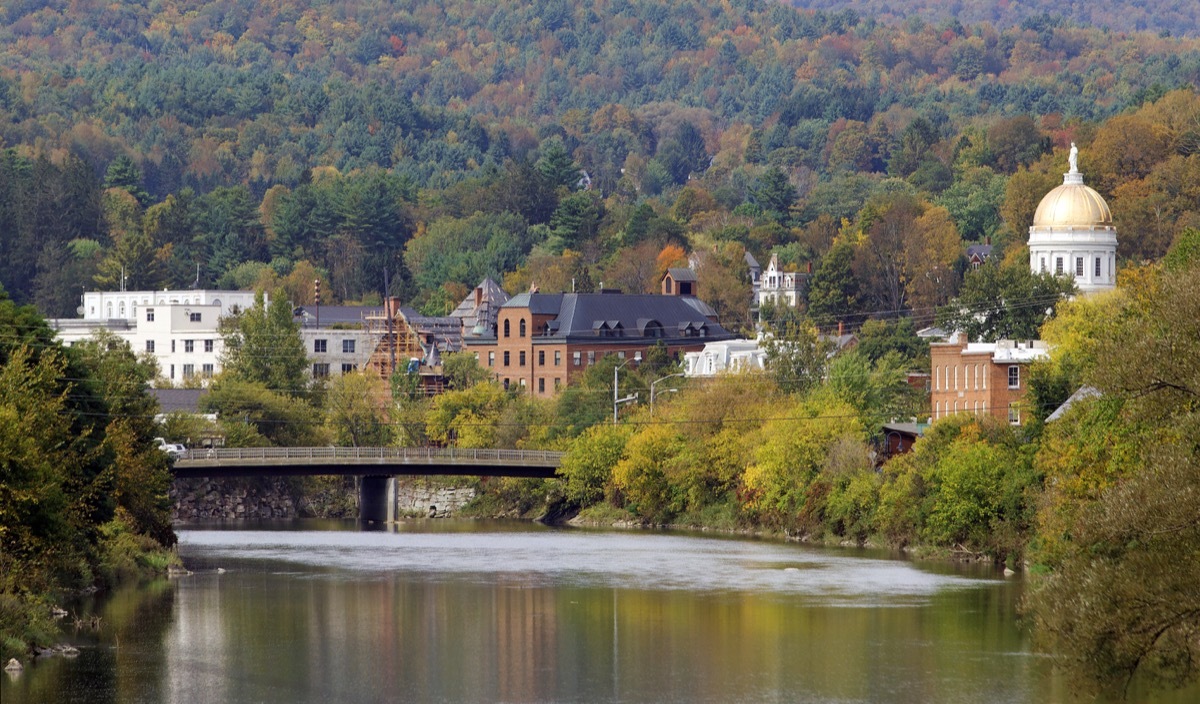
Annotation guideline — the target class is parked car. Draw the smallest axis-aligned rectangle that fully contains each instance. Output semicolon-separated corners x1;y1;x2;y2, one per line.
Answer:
153;437;187;458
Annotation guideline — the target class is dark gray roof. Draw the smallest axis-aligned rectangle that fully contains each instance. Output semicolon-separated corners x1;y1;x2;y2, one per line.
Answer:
497;293;734;343
293;305;376;328
966;244;994;261
666;267;697;282
744;251;761;270
882;422;926;436
1046;386;1101;422
398;307;462;352
151;388;209;414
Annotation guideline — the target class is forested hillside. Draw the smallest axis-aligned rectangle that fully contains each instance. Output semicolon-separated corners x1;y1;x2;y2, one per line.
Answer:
789;0;1200;37
1;0;1198;328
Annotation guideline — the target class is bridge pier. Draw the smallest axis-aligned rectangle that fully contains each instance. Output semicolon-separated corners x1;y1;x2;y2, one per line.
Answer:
360;475;391;523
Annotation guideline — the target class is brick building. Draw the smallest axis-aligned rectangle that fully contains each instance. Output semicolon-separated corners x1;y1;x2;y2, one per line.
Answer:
463;273;734;397
930;333;1049;426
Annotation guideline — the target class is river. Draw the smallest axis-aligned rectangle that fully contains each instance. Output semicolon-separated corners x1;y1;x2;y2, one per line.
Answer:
2;520;1195;703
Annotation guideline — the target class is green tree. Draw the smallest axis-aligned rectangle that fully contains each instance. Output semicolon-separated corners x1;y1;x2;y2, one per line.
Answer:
750;167;797;223
218;291;309;395
763;321;833;396
537;138;581;191
324;372;391;447
559;423;632;507
806;239;860;325
936;260;1075;341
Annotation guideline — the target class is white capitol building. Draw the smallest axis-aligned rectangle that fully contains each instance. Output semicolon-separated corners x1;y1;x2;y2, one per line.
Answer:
1027;144;1117;294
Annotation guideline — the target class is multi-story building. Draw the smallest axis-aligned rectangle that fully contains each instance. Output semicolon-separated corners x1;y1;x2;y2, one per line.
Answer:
756;254;810;309
1027;144;1117;294
52;289;258;384
930;333;1049;426
464;271;735;397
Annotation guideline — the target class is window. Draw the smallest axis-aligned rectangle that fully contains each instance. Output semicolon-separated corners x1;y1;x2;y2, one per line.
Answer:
538;350;545;366
573;351;581;366
313;363;330;378
503;319;510;338
202;363;214;378
342;363;356;373
519;351;526;366
634;351;642;364
587;351;596;365
519;319;526;337
146;309;155;322
503;351;511;366
519;378;526;388
538;378;545;393
503;379;510;390
314;339;327;353
1008;403;1021;425
182;364;195;379
204;339;214;353
488;351;495;367
554;378;561;390
1008;365;1020;389
189;312;202;322
1055;257;1064;275
1075;257;1084;276
342;339;355;354
1039;258;1046;273
169;364;174;379
933;365;938;391
554;351;561;366
1095;257;1102;277
146;340;155;353
184;340;194;353
171;340;176;353
618;351;626;360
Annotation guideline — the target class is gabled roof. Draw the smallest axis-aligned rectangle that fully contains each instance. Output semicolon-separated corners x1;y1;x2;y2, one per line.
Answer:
665;267;697;282
966;243;994;261
1046;386;1100;422
744;251;761;270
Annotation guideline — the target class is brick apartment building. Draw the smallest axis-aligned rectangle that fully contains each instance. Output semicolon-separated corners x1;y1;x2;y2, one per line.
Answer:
463;270;735;397
930;333;1049;426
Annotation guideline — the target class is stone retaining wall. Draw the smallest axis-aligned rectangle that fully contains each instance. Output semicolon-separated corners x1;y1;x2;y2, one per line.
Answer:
171;478;302;520
393;480;477;517
171;477;477;521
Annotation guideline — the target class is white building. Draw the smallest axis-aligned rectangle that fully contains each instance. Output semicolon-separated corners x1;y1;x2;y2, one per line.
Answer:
684;336;768;377
756;254;809;309
1028;144;1117;294
51;289;378;385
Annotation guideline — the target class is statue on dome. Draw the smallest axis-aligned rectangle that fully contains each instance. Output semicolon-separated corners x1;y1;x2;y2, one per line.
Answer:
1068;142;1078;173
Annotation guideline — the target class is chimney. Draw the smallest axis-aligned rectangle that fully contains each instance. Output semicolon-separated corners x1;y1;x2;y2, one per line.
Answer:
806;261;813;274
838;321;844;336
474;286;482;307
985;235;991;246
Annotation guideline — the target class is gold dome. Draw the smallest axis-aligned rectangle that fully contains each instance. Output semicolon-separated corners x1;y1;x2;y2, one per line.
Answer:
1032;172;1112;228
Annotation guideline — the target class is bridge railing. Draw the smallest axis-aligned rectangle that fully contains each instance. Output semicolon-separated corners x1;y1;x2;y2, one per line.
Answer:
176;446;564;466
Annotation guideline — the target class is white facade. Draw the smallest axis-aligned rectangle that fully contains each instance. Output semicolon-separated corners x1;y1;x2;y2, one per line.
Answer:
82;289;258;321
1027;148;1117;295
53;289;378;385
684;336;768;377
756;254;807;308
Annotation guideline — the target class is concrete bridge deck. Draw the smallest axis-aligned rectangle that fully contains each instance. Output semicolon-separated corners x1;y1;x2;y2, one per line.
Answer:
172;446;563;479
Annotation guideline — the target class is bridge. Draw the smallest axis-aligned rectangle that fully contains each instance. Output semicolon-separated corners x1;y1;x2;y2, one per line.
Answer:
172;446;563;479
172;447;564;522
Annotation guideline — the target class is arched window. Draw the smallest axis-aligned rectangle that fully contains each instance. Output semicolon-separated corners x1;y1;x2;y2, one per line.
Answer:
519;319;526;337
503;319;510;338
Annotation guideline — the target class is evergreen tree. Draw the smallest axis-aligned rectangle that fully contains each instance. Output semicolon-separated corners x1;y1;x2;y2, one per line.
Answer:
103;155;151;207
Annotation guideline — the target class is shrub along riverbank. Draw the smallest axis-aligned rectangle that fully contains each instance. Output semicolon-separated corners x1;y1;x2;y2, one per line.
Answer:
0;292;179;661
459;250;1199;696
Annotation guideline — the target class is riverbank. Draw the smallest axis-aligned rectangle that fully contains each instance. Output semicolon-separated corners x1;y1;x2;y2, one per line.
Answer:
0;516;181;663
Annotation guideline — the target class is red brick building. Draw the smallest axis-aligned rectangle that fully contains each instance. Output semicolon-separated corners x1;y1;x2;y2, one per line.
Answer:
930;333;1049;426
463;273;735;397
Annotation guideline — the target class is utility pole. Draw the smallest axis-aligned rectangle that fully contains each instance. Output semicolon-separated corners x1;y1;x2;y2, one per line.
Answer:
650;372;685;416
613;359;638;424
314;278;321;330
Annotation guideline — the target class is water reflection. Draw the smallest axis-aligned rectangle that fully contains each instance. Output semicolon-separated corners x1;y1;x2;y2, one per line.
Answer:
3;521;1197;704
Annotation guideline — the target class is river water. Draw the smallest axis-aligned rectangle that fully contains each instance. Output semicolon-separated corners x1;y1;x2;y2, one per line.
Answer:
3;520;1195;703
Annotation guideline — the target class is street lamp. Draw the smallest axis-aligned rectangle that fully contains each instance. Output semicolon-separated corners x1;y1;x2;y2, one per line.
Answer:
650;372;685;416
613;359;638;424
